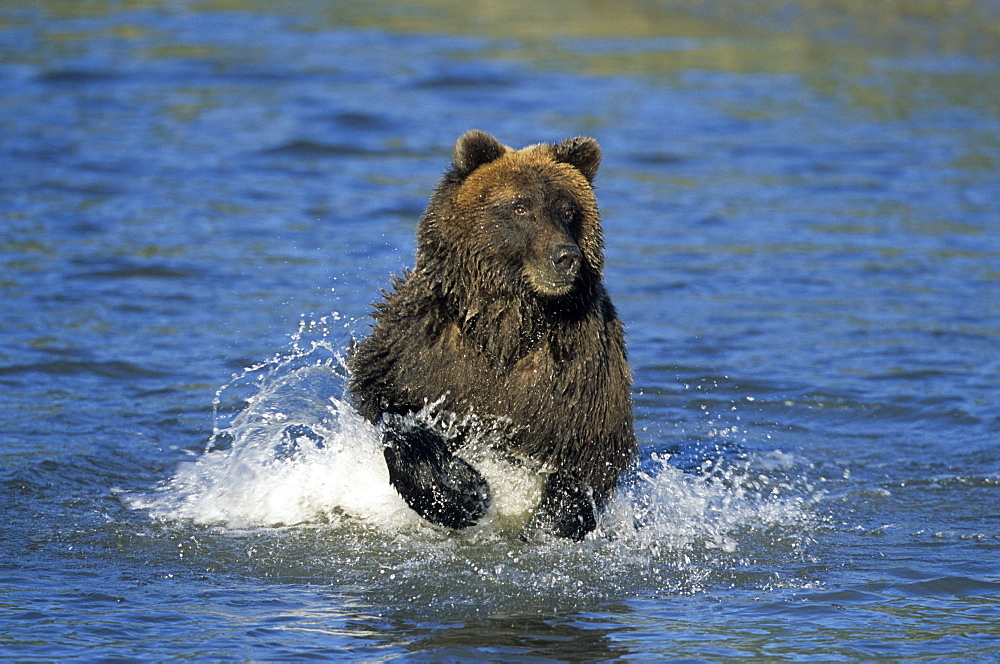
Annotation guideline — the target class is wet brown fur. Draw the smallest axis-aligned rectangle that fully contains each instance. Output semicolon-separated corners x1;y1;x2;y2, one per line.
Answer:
349;130;636;521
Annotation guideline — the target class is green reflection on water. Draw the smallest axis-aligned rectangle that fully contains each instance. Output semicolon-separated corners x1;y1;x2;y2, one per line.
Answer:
10;0;999;123
15;0;1000;59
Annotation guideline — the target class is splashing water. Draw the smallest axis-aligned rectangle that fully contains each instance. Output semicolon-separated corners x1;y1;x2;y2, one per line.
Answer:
136;315;407;529
133;316;822;598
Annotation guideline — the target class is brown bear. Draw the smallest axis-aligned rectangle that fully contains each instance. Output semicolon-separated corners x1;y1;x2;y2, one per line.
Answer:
348;130;635;540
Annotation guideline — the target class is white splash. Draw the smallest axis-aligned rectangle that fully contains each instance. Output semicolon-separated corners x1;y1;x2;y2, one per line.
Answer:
135;316;413;529
134;316;819;559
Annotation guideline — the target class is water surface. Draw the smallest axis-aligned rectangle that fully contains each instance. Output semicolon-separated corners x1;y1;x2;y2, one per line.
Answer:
1;1;998;660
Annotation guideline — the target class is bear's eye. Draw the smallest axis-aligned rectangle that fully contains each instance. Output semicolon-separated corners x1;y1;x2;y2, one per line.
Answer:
561;207;575;220
512;203;529;216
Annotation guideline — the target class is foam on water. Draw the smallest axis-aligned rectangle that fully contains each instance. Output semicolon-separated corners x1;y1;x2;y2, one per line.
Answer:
134;316;414;530
134;316;820;582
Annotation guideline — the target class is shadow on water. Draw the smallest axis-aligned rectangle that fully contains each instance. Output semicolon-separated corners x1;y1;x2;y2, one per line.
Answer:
379;609;636;661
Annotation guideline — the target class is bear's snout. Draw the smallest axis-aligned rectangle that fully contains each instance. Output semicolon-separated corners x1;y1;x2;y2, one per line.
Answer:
549;243;582;282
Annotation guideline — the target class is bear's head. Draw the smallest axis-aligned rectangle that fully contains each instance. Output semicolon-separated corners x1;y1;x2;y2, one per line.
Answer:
416;130;605;309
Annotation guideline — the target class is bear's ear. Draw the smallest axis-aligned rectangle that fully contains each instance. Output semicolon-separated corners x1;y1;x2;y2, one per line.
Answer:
452;130;507;179
553;136;601;183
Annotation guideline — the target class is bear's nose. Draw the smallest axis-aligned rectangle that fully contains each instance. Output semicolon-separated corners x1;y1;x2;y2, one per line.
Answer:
550;243;582;281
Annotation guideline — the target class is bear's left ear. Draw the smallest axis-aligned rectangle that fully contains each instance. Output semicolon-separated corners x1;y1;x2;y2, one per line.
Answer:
452;130;507;179
553;136;601;183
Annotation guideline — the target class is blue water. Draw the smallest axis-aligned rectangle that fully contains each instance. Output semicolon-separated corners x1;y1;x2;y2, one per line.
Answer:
2;1;999;660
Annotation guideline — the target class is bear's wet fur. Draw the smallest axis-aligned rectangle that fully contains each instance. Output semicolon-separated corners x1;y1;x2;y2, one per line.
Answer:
349;130;636;540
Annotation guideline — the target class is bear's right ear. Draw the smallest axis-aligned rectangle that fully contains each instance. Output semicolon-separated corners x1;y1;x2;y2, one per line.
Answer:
451;130;507;179
553;136;601;183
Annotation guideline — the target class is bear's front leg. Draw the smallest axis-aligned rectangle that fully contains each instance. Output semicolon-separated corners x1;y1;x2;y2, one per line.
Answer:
381;415;491;529
525;472;598;541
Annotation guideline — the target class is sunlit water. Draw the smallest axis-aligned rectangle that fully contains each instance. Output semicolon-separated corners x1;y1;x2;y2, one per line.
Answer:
2;1;999;660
